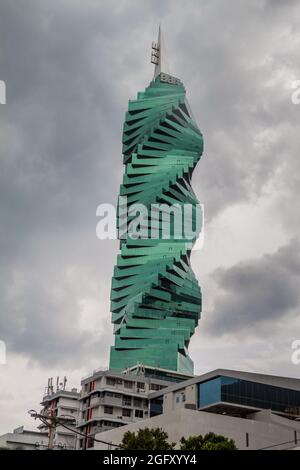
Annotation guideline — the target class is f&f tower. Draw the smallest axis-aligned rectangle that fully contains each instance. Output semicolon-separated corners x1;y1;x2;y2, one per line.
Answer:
109;27;203;374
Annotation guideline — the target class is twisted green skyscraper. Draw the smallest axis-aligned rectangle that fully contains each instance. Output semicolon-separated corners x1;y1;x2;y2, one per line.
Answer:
109;28;203;374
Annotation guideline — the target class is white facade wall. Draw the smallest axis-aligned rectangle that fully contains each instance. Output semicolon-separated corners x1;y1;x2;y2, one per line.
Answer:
0;429;48;450
165;383;197;413
93;408;300;451
40;391;80;450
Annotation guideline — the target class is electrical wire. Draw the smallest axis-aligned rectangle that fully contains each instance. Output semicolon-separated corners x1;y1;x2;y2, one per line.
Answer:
257;436;299;450
55;417;122;448
29;411;122;449
31;410;300;451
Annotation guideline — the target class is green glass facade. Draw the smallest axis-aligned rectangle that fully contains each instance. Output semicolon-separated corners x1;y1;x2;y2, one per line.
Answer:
109;72;203;374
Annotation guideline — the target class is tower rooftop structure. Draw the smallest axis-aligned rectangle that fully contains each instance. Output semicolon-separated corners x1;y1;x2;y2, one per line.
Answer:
151;25;170;79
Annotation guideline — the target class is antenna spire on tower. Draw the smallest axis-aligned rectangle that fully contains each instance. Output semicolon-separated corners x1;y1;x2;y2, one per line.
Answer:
151;25;170;79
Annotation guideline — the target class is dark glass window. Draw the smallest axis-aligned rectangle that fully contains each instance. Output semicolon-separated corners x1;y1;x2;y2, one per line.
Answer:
122;395;131;406
150;383;160;391
133;397;142;407
106;377;116;386
199;377;221;407
104;405;113;414
198;376;300;416
150;396;163;417
87;438;94;449
124;380;133;389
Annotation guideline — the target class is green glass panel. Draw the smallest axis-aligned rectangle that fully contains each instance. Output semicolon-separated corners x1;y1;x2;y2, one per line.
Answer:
109;73;203;373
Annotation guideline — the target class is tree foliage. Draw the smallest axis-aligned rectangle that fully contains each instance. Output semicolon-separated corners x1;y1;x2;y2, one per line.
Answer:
120;427;236;451
180;432;237;450
120;427;175;450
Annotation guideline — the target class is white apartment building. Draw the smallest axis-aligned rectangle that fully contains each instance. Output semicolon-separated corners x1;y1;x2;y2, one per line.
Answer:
94;369;300;450
77;365;191;449
39;379;80;450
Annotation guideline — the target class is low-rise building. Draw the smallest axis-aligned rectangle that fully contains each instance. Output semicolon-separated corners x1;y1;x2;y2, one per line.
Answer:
39;379;80;450
0;426;48;450
93;369;300;450
77;364;191;449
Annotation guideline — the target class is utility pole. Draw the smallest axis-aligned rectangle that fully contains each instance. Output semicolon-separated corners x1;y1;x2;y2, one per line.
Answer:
47;417;55;450
28;410;76;450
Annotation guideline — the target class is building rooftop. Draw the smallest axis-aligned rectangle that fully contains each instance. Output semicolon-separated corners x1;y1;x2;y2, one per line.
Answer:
149;368;300;399
42;388;80;404
80;364;192;386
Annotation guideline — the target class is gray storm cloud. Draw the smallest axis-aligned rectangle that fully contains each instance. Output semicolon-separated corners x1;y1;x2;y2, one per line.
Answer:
0;1;299;434
204;239;300;336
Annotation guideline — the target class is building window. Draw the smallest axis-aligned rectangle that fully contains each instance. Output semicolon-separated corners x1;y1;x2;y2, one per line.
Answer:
106;391;121;398
150;383;160;391
176;396;180;403
124;380;133;389
135;409;143;418
87;438;94;449
103;420;120;428
137;382;145;391
182;394;186;402
106;377;116;386
122;396;132;406
104;406;113;415
88;381;95;392
198;375;300;416
122;408;131;417
133;398;142;408
150;396;163;417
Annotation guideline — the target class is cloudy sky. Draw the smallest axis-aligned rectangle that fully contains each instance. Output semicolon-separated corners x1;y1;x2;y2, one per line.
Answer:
0;0;299;434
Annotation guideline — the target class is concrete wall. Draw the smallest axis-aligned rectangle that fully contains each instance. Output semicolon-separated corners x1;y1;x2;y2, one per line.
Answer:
94;408;300;450
0;431;48;450
163;383;197;414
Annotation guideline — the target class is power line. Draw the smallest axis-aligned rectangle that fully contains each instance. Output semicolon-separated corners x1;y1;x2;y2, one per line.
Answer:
29;410;122;449
257;436;299;450
55;417;122;448
30;409;300;451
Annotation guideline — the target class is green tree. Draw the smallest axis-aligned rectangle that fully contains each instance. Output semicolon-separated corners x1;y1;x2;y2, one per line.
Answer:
180;435;204;450
121;427;175;450
180;432;237;450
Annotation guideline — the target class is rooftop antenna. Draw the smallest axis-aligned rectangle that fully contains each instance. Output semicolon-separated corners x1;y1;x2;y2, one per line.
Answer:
151;24;170;79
